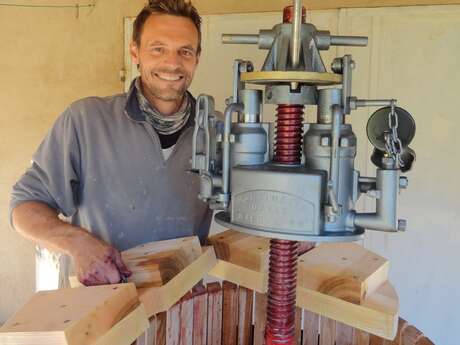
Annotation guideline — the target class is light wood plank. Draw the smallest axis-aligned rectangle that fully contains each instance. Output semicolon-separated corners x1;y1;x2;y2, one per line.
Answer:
166;302;181;345
369;335;384;345
193;0;460;15
208;259;267;293
320;317;336;345
155;313;167;345
222;281;239;345
192;285;207;345
122;237;202;289
401;326;424;345
208;230;269;272
298;243;389;304
207;283;223;345
385;318;408;345
238;287;254;345
353;330;370;345
139;247;217;317
0;283;139;345
297;281;399;340
303;310;319;345
336;322;354;345
295;307;302;345
179;293;194;345
95;304;149;345
253;292;268;345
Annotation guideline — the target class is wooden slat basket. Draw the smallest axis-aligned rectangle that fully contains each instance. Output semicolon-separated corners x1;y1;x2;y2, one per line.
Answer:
133;281;434;345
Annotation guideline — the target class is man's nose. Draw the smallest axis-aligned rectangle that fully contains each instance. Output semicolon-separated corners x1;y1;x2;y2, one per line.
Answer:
163;51;182;68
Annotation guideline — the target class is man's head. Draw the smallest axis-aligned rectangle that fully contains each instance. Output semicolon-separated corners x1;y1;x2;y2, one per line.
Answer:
130;0;201;114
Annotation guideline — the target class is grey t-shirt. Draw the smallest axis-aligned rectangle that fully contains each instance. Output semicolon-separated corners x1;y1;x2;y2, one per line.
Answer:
10;84;211;251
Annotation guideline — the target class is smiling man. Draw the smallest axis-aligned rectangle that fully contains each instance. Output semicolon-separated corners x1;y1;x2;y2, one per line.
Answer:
10;0;211;287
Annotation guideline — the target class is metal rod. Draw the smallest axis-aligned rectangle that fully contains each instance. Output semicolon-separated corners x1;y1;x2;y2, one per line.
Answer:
329;105;343;214
223;103;244;197
222;34;259;45
291;0;302;69
330;35;368;47
355;99;396;107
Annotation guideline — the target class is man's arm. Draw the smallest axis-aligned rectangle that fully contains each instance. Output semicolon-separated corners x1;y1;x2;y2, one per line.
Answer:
12;201;131;286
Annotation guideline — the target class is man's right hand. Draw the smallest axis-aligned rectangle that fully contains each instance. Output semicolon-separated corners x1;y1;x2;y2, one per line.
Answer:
70;234;132;286
12;201;132;286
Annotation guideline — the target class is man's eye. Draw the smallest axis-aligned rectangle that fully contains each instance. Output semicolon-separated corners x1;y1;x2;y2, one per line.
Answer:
181;49;194;57
151;47;163;54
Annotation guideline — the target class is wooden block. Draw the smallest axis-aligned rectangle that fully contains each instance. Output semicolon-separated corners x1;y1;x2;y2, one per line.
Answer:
303;310;319;345
179;293;193;345
353;330;370;345
192;285;207;345
207;282;223;345
209;259;267;293
95;304;149;345
0;283;139;345
139;247;217;317
155;313;167;345
238;287;253;345
320;317;336;345
298;243;389;304
166;302;181;345
336;322;354;345
222;281;239;345
122;237;202;289
296;281;399;340
208;230;269;272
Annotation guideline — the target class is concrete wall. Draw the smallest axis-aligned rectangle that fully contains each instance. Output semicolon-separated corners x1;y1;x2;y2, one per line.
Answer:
0;0;145;322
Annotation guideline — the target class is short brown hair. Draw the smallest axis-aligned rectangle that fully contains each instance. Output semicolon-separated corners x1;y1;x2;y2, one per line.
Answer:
133;0;202;55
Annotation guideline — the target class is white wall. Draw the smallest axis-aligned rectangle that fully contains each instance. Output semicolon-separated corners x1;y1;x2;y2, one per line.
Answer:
125;6;459;344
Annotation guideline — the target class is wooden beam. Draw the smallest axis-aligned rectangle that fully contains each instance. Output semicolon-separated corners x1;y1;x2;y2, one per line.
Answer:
208;230;399;340
297;243;389;304
193;0;460;15
0;283;142;345
94;304;149;345
138;246;217;317
296;282;399;340
122;236;202;289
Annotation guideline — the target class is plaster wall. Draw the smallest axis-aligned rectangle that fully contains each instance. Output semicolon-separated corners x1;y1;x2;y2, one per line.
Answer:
0;0;145;322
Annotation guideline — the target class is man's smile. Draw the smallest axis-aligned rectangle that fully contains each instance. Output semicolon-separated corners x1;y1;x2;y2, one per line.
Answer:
154;72;184;82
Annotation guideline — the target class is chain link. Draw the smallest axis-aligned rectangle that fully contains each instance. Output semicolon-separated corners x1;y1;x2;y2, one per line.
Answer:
384;100;405;168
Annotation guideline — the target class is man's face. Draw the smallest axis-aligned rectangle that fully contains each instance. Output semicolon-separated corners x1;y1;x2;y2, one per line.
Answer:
130;14;200;105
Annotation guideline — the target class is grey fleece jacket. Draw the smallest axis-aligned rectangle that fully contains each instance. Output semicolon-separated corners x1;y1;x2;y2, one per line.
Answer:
10;82;211;251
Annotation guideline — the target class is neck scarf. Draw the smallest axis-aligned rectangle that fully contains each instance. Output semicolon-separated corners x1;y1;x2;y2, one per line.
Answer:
135;77;191;135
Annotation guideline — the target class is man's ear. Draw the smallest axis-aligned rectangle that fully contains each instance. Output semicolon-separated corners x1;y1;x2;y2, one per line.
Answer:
130;41;140;66
195;52;200;66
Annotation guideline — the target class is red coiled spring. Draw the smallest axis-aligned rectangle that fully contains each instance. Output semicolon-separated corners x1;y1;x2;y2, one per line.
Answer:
265;239;299;345
274;104;305;165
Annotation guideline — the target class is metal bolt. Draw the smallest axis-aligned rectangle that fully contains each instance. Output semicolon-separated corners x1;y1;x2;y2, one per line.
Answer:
398;219;407;231
399;176;409;189
320;136;330;146
331;58;343;73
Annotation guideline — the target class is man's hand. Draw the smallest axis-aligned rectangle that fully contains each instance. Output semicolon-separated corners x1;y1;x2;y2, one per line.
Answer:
71;234;132;286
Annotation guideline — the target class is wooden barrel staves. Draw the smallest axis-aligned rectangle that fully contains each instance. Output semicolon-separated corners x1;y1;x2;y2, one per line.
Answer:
132;281;434;345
